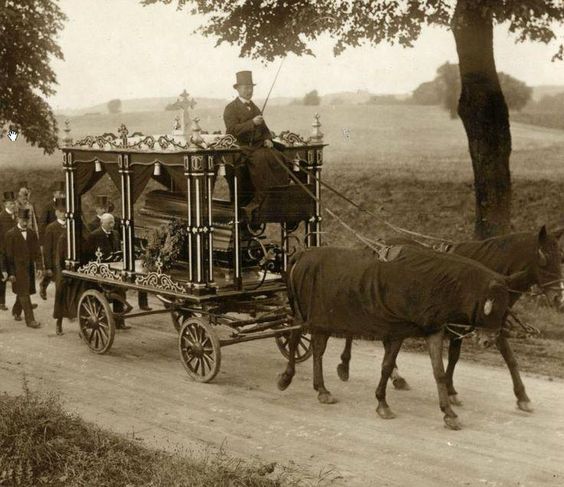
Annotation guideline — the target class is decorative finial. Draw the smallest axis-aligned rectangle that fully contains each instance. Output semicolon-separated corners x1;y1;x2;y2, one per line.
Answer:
172;115;182;134
190;117;205;147
63;120;73;147
310;113;323;142
155;255;163;275
95;247;103;263
118;124;129;147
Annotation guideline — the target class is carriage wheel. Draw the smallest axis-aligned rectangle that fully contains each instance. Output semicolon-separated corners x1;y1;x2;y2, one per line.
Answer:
275;331;312;363
78;289;115;354
178;317;221;383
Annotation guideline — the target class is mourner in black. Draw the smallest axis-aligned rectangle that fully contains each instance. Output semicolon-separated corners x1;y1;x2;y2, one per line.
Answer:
223;70;288;214
85;213;129;329
4;208;43;328
39;181;65;240
40;198;66;302
0;191;17;311
86;213;121;261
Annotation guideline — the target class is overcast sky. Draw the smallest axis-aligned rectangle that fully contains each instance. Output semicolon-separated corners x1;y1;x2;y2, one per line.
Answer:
49;0;564;110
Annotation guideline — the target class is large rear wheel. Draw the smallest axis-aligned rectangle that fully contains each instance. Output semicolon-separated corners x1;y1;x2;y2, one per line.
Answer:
78;289;115;354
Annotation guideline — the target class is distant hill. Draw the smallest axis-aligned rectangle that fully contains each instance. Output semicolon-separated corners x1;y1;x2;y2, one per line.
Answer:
54;90;412;116
531;85;564;101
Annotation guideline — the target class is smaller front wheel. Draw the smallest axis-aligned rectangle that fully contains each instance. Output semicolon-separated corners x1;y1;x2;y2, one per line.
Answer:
178;317;221;383
276;331;312;363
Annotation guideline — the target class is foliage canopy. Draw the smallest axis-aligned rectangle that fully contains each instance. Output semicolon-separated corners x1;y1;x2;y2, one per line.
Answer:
0;0;66;154
142;1;564;61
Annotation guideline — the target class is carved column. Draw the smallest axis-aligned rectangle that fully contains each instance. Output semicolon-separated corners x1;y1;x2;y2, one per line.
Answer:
185;154;207;290
205;155;216;287
63;151;80;269
118;154;134;279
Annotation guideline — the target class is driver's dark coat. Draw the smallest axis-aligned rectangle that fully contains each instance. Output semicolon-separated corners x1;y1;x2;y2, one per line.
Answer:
287;246;509;340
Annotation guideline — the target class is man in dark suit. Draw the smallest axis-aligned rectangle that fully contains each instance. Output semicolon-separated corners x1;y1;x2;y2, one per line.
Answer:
223;70;288;214
39;181;65;239
85;213;129;329
4;208;43;328
39;185;66;300
86;213;120;261
1;191;18;311
41;198;66;306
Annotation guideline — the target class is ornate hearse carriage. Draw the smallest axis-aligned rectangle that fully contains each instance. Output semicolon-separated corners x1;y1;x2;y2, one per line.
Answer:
60;108;325;382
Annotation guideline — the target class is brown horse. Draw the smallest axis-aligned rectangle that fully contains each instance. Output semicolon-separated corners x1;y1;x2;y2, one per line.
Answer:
336;226;563;413
278;245;524;430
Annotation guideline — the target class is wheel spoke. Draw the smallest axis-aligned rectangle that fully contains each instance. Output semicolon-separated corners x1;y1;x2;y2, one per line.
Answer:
98;326;109;341
187;325;200;345
199;357;207;376
202;352;214;369
87;327;95;343
83;298;96;319
94;329;100;349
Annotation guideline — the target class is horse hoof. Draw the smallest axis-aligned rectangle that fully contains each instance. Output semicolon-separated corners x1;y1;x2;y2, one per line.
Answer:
336;363;349;382
449;394;463;407
444;416;462;431
392;377;410;391
517;400;534;413
277;373;292;391
376;406;396;420
318;392;338;404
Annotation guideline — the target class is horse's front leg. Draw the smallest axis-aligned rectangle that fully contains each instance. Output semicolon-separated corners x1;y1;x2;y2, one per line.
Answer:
390;353;410;391
426;330;462;430
496;334;532;412
337;336;353;381
277;329;302;391
446;336;463;406
375;338;403;419
312;333;336;404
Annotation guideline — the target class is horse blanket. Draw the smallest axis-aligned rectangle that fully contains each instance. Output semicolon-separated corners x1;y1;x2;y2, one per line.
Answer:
287;246;510;340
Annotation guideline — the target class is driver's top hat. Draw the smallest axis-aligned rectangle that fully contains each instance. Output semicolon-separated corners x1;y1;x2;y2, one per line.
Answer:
3;191;15;202
233;71;255;88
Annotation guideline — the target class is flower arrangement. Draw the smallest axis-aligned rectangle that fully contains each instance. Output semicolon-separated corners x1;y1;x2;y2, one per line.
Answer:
142;219;187;272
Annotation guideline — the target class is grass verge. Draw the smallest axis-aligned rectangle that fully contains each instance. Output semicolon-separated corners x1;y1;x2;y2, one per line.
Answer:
0;384;302;487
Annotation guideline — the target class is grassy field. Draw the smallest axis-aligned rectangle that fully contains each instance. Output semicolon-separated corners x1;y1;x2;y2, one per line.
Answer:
1;104;563;375
2;104;564;229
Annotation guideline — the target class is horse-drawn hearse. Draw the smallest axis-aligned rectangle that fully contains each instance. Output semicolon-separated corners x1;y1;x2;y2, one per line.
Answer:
59;113;325;382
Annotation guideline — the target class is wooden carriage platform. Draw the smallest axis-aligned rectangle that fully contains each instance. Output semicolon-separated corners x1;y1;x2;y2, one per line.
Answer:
59;112;325;381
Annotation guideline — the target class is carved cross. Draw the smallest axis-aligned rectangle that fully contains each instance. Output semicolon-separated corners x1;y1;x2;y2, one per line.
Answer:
118;124;129;147
175;90;196;135
155;255;163;275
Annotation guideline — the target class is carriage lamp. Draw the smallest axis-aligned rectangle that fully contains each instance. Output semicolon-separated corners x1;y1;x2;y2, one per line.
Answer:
292;157;300;172
218;162;226;177
153;161;162;176
94;160;102;172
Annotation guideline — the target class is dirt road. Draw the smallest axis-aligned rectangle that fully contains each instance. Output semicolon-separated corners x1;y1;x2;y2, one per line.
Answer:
1;292;563;486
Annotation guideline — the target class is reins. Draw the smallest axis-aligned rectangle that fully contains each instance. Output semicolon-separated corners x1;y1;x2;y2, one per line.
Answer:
295;164;451;246
445;324;476;341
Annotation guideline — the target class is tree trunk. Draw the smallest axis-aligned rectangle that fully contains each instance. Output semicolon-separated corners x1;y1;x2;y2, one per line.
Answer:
452;1;512;239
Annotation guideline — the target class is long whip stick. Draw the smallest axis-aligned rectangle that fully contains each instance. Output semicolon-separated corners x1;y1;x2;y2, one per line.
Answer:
261;58;285;114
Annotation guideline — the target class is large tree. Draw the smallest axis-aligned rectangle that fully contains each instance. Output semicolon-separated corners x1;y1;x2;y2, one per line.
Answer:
143;0;564;238
0;0;66;154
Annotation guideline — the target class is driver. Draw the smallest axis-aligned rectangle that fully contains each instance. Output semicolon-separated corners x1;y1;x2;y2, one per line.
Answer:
223;70;288;217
